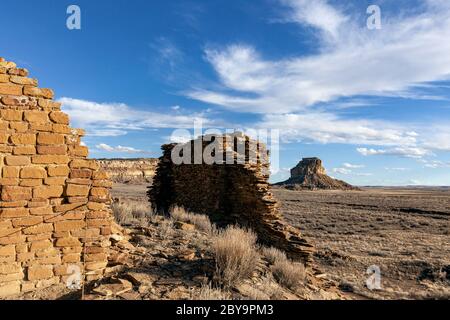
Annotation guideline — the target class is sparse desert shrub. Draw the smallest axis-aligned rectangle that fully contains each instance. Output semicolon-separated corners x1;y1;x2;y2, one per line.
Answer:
112;200;153;225
170;206;215;234
271;260;306;291
247;276;285;300
170;206;189;221
213;226;260;288
112;202;133;225
262;246;287;265
158;218;174;240
196;283;231;300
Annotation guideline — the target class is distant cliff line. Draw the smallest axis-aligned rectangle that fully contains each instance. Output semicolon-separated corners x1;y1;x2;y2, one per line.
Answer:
96;158;158;184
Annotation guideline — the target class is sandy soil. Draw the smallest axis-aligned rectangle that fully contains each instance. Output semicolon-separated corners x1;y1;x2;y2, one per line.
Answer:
273;188;450;299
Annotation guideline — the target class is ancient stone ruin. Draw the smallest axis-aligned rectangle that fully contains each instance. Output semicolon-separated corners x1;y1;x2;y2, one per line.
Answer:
98;158;158;184
275;157;357;190
0;57;113;297
149;133;314;263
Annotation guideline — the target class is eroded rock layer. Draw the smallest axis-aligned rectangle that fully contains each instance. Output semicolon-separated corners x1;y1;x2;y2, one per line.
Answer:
97;159;158;184
0;57;113;297
275;158;358;190
149;133;314;264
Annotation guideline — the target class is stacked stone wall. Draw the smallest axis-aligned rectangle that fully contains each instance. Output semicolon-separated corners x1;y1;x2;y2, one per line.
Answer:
149;134;314;263
0;57;113;297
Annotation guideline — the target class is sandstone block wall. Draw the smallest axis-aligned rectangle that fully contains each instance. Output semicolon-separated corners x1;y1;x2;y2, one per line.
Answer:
0;57;113;297
149;133;314;263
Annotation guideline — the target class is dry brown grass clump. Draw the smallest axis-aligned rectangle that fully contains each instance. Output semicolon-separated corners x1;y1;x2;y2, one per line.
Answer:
271;259;306;291
262;246;287;265
170;206;215;234
112;201;153;225
196;283;232;300
212;226;260;288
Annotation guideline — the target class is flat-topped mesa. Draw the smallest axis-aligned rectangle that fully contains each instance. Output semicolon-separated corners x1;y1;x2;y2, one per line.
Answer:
275;157;358;190
291;157;326;177
149;133;314;264
0;57;113;297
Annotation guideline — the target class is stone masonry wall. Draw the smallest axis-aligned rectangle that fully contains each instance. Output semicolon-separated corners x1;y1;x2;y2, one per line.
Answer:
0;57;113;297
149;133;314;264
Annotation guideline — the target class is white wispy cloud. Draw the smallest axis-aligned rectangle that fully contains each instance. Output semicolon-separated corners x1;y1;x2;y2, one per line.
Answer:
257;112;417;146
357;147;432;159
343;163;365;169
188;1;450;113
332;167;352;175
279;0;348;40
422;160;450;169
59;97;213;137
95;143;150;154
384;167;409;171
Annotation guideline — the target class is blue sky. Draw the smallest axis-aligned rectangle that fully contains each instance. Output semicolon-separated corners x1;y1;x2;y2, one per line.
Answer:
2;0;450;185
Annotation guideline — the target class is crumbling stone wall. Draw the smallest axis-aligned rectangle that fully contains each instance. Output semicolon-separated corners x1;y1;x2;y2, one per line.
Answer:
149;133;314;263
0;57;113;297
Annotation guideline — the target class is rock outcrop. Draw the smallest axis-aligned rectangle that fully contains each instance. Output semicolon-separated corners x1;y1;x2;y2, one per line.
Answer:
97;159;157;184
275;157;357;190
149;133;314;264
0;57;113;297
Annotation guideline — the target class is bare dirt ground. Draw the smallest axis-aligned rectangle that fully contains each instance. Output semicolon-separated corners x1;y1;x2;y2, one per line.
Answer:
273;187;450;299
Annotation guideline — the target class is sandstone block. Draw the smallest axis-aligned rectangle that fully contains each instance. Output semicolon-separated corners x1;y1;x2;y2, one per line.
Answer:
24;111;48;123
12;216;43;227
37;133;64;145
0;245;15;256
0;83;22;95
20;167;47;179
37;145;67;155
27;266;54;281
0;263;21;275
66;184;90;197
30;123;52;132
33;185;63;199
2;166;19;178
1;109;23;121
5;155;31;166
55;237;81;247
0;281;21;298
49;111;69;124
44;177;66;186
54;220;85;232
1;186;32;201
0;74;9;83
20;179;43;187
9;76;37;86
70;169;92;179
13;145;36;155
29;206;53;216
30;240;53;252
70;159;99;170
47;165;70;177
90;187;109;198
22;223;53;235
32;155;69;164
23;86;54;99
0;133;8;144
10;122;29;132
10;133;36;145
52;124;71;134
